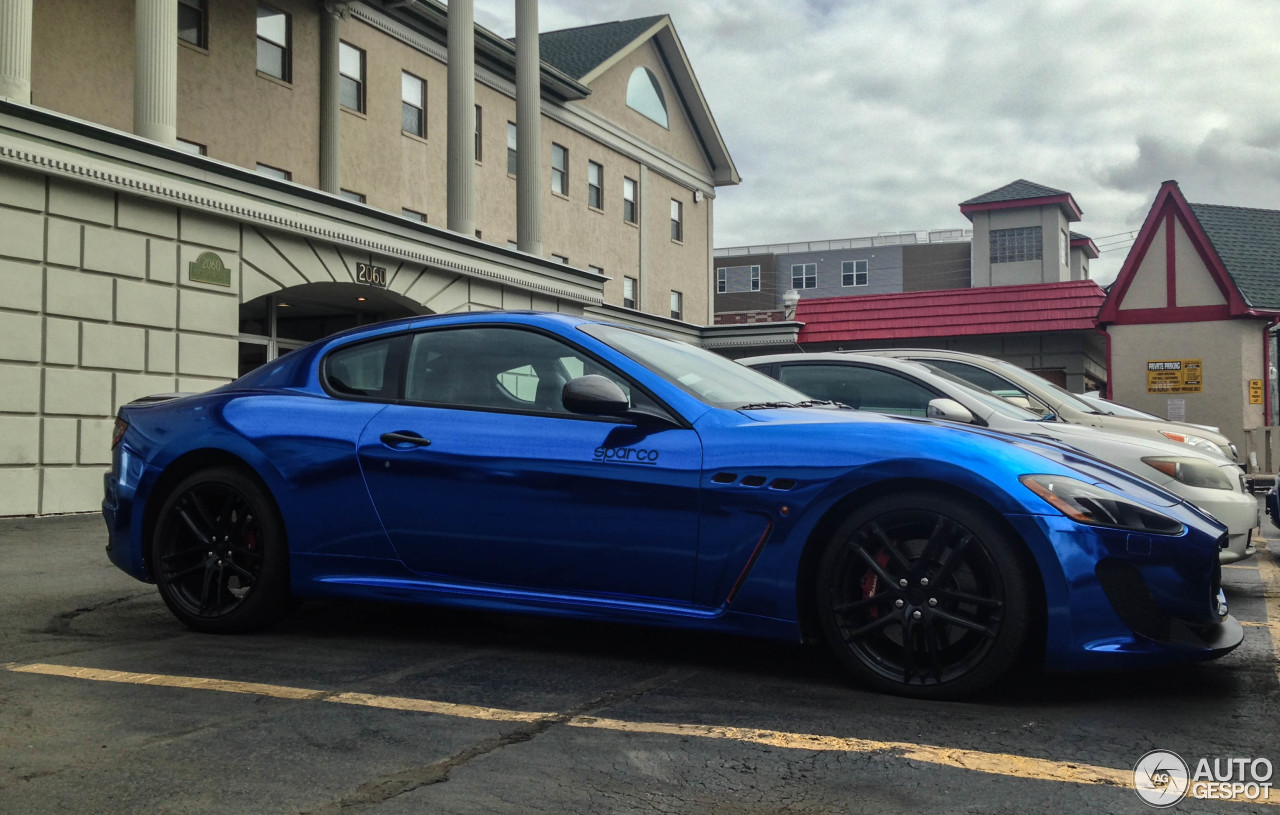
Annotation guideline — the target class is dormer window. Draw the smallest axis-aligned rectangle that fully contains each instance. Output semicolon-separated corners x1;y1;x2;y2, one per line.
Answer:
626;67;668;128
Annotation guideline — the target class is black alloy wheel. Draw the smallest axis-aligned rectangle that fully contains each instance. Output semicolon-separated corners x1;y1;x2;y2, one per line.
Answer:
152;467;289;633
816;492;1033;699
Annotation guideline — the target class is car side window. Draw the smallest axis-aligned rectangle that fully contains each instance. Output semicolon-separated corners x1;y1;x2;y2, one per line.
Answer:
780;364;937;416
323;336;405;399
403;326;658;415
925;360;1048;413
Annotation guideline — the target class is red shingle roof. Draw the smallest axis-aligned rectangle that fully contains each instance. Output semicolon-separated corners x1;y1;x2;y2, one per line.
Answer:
796;280;1106;344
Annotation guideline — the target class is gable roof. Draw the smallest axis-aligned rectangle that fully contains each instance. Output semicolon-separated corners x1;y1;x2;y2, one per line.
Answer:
1188;202;1280;310
526;15;740;186
796;280;1106;344
1097;180;1271;324
960;179;1082;222
537;17;667;80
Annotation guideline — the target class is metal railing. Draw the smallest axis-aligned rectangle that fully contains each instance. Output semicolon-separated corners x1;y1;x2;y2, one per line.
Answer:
714;229;974;258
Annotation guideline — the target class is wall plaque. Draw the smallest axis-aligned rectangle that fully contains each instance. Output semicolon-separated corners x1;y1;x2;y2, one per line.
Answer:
188;251;231;287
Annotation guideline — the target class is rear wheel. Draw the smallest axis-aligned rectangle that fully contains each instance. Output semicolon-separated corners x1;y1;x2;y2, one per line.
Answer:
151;467;289;633
816;492;1033;698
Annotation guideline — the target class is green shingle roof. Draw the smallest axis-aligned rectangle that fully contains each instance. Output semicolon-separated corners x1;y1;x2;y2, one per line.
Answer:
533;16;666;81
1190;202;1280;310
962;179;1070;206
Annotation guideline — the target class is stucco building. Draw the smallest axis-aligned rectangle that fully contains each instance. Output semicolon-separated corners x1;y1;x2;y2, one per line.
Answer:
712;180;1105;389
1098;180;1280;461
0;0;741;515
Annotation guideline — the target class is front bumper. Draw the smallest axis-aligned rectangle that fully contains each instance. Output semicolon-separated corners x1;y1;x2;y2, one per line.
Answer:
1185;488;1258;563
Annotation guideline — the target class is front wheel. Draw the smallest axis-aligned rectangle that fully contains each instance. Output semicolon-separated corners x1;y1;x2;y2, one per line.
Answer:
151;467;290;633
816;492;1034;699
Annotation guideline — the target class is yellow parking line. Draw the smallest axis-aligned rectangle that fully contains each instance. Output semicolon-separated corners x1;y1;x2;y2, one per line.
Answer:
4;660;1276;804
1256;543;1280;686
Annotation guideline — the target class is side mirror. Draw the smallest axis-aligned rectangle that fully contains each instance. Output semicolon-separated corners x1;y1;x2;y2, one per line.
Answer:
927;397;975;424
562;375;630;416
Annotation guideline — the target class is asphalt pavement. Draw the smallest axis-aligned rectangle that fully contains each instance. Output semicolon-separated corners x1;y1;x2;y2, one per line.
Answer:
1;507;1277;814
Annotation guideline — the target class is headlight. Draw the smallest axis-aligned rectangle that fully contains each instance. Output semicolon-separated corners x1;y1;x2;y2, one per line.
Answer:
1020;474;1185;535
1159;430;1228;460
1140;456;1235;491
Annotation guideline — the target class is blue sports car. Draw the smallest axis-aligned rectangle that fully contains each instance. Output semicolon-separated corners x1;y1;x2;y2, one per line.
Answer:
103;312;1242;698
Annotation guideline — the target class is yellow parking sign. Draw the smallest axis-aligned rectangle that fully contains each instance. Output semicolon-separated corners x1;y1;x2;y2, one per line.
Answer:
1146;360;1202;394
1248;379;1263;404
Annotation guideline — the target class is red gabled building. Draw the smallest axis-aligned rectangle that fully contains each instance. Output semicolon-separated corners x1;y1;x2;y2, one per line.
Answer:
1098;180;1280;451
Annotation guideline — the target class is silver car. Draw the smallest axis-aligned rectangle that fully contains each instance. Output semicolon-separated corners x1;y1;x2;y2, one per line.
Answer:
856;348;1239;463
741;352;1257;564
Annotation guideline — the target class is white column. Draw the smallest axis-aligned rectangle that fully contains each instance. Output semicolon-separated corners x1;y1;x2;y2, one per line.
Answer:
134;0;177;144
515;0;542;255
319;3;344;193
446;0;475;235
0;0;33;103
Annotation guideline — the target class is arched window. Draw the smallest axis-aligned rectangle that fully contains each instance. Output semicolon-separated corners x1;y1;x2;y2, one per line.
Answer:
626;67;668;128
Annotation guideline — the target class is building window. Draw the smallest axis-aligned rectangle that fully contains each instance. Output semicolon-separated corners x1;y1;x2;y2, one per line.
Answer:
255;162;290;180
623;277;637;309
670;199;683;242
623;177;637;224
256;4;290;82
506;122;518;175
791;263;816;289
990;226;1042;264
339;189;365;203
1061;230;1070;267
338;41;365;112
842;259;869;287
551;254;569;264
401;208;426;222
178;0;207;48
551;143;568;195
589;265;604;275
474;105;482;162
717;264;763;294
587;161;603;210
175;138;206;156
402;72;425;136
626;67;668;128
670;290;683;320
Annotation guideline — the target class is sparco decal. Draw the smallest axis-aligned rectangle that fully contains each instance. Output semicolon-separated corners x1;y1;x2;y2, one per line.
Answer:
593;447;660;465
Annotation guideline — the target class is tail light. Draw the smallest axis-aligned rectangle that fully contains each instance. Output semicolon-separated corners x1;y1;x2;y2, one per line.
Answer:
111;418;129;450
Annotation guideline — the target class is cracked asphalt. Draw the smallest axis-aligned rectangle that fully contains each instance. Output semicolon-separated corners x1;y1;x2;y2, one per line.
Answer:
1;506;1277;814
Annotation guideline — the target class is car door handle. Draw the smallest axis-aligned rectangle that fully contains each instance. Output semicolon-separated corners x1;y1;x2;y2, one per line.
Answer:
380;431;432;449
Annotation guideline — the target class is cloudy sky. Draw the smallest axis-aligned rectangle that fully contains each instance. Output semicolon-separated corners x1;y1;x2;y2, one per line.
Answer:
472;0;1280;284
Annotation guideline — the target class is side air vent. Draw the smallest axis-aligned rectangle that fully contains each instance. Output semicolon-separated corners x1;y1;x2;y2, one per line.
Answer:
769;479;796;491
740;475;767;487
711;472;737;483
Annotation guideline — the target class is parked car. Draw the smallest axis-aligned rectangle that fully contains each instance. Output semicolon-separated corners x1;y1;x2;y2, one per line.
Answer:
741;352;1257;564
857;349;1239;462
1080;392;1221;434
104;312;1241;699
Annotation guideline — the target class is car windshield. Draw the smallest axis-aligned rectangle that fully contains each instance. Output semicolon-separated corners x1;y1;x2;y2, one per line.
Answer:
918;364;1046;421
581;323;811;409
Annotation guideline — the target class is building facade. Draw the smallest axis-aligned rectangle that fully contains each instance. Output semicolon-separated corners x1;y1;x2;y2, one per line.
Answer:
0;1;739;516
1099;180;1280;458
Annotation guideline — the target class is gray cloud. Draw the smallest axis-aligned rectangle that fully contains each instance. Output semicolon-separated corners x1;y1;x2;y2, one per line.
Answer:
471;0;1280;284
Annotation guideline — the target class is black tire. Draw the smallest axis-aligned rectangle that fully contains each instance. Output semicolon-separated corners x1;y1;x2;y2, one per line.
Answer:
816;491;1033;699
151;466;290;633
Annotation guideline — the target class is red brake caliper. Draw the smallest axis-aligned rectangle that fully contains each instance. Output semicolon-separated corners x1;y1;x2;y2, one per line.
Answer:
860;550;893;618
